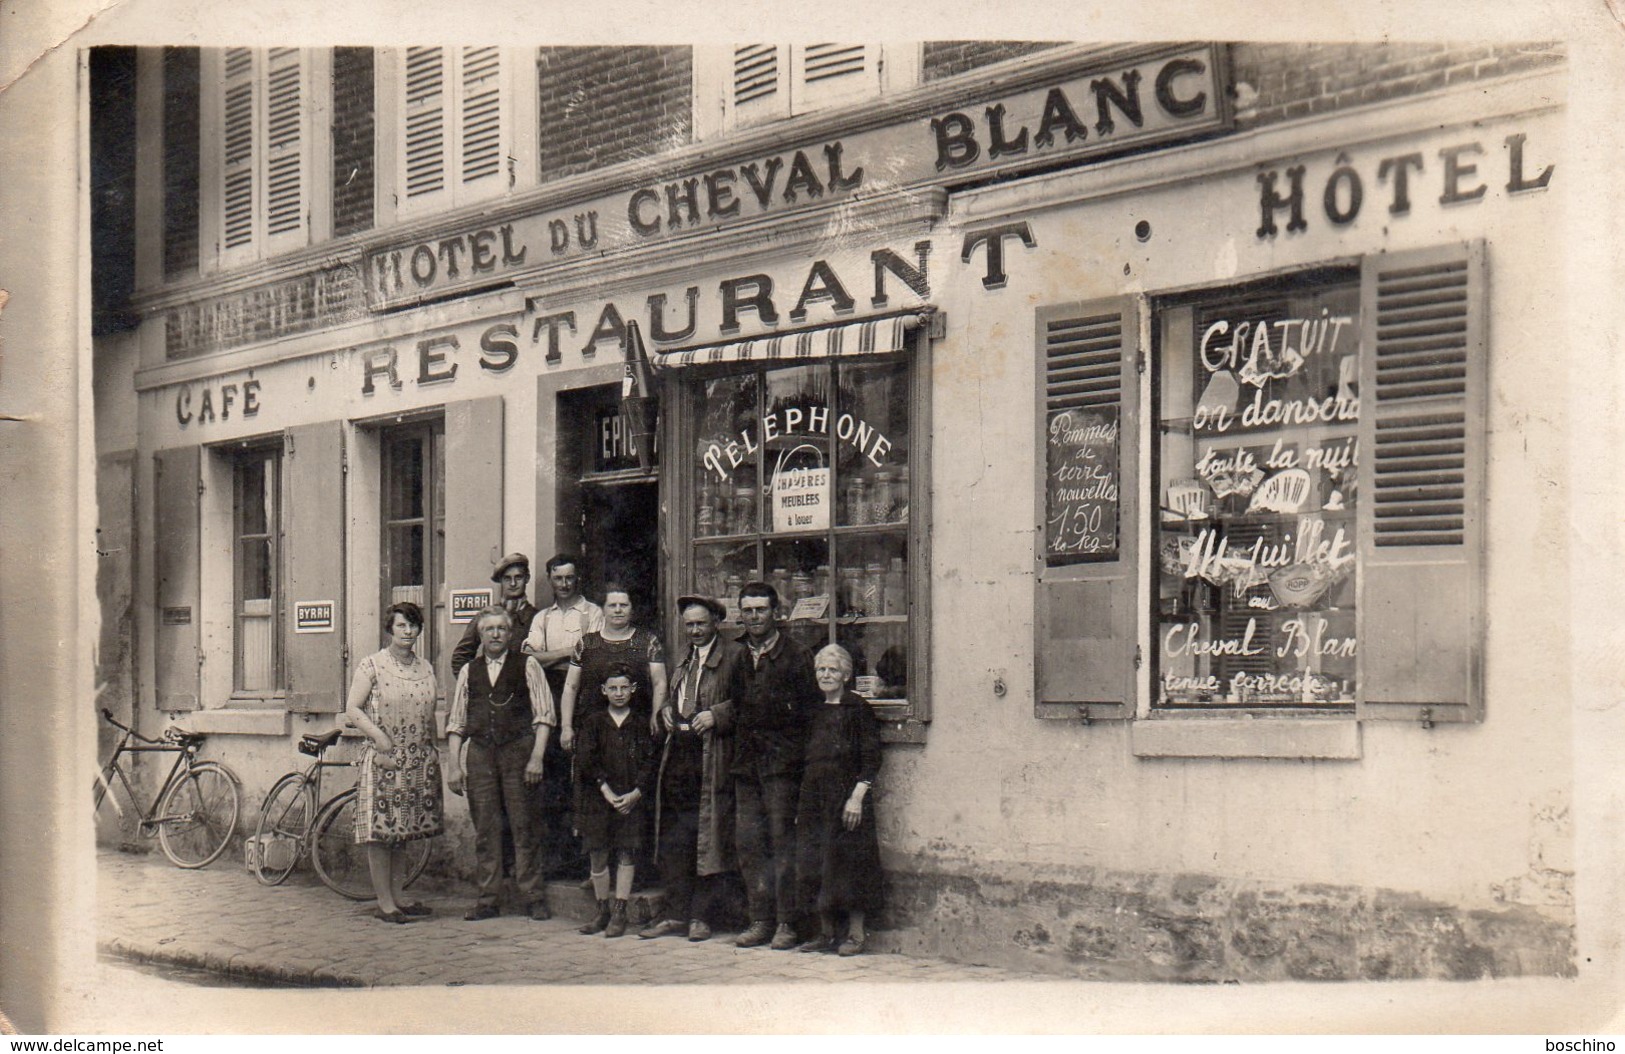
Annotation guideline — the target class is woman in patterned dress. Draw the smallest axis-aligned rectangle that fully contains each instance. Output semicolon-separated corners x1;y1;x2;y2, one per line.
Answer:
344;602;444;922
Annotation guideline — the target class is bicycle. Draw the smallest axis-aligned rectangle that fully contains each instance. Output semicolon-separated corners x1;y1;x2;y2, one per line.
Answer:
252;728;431;900
94;707;242;868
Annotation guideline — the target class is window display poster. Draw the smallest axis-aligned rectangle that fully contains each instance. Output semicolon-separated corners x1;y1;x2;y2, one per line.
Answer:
773;466;831;532
1045;405;1120;559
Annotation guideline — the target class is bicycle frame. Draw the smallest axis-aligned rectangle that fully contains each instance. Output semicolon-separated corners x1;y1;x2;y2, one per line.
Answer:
96;730;198;832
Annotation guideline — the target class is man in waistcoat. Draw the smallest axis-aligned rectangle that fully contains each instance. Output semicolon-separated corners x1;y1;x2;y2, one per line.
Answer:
446;607;556;921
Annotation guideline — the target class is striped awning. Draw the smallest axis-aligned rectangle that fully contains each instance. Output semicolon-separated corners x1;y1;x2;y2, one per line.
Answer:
650;313;926;371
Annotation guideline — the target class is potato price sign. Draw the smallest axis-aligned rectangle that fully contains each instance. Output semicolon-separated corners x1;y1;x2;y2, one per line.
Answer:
1045;406;1120;559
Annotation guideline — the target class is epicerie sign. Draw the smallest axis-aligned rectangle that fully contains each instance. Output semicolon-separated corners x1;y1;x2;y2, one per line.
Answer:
450;589;494;624
294;601;335;633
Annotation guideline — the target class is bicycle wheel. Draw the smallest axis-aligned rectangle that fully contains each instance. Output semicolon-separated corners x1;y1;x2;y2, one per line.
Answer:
312;790;432;900
155;762;241;868
252;773;314;885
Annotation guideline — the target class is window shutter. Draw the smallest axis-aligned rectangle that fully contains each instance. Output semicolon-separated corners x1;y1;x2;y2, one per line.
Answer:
1356;241;1487;724
402;46;448;204
283;422;347;713
221;47;255;252
792;44;874;111
263;48;304;242
730;44;789;126
1034;298;1140;721
442;396;505;695
459;46;503;191
154;446;202;711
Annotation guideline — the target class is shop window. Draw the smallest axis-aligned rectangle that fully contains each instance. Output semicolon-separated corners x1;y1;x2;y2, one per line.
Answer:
232;446;283;692
381;421;446;666
394;46;510;216
685;354;924;731
696;44;920;138
208;47;313;268
1034;242;1487;731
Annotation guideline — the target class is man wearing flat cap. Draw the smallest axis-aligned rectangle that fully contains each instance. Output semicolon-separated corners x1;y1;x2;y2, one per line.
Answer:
452;553;540;677
638;594;743;942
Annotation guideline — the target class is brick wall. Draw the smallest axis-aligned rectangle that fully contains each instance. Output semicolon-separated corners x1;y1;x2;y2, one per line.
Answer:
537;46;692;182
161;46;200;280
331;47;374;238
922;41;1061;82
1230;42;1564;129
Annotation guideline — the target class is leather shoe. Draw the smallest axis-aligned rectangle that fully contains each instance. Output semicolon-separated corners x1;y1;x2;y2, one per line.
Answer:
837;934;867;957
795;935;834;953
528;900;552;921
374;908;410;924
398;902;433;917
687;919;711;942
734;920;774;948
463;904;501;921
769;923;798;950
638;918;687;940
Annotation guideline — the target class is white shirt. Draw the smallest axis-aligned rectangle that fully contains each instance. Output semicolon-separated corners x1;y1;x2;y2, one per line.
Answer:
676;637;717;715
524;595;604;659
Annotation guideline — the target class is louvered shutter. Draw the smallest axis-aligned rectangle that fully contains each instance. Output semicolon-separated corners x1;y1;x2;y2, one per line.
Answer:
284;423;346;713
1356;242;1487;723
792;44;874;111
459;47;503;192
263;48;304;244
221;48;255;253
154;447;202;712
730;44;789;126
1034;299;1140;721
402;46;448;205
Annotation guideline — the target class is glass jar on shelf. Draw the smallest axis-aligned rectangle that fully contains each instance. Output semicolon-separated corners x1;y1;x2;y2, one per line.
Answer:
844;475;870;526
732;485;756;535
870;469;894;524
696;480;717;537
770;567;792;607
791;569;813;605
815;564;832;603
883;557;907;616
862;562;885;616
839;565;864;617
893;464;910;523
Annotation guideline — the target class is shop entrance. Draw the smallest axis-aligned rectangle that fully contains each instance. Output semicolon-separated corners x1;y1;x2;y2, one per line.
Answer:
580;479;660;627
556;383;662;629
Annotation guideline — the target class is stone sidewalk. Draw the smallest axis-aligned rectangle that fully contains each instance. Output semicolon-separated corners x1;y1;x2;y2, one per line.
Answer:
98;848;1050;988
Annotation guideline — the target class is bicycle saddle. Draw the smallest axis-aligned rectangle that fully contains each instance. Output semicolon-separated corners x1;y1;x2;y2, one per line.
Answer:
297;729;345;756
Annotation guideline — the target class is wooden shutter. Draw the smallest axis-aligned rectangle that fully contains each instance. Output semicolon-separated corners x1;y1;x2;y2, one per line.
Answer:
792;44;874;112
283;422;346;712
263;48;304;243
1034;298;1140;721
443;396;505;692
402;46;448;204
154;446;202;711
1356;241;1487;723
730;44;789;126
220;47;255;252
459;47;503;192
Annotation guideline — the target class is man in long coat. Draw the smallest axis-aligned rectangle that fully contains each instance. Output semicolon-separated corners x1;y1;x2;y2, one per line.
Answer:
638;595;743;942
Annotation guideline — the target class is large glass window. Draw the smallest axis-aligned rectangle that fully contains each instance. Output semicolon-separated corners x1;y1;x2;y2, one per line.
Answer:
688;358;916;711
233;446;282;692
1154;271;1360;709
381;421;446;664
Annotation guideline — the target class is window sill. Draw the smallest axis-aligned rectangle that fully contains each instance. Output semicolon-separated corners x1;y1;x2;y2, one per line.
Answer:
1131;716;1360;760
182;709;290;737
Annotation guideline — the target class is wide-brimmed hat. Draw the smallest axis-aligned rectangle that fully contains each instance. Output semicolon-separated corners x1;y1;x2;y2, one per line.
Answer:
491;552;531;583
675;594;727;623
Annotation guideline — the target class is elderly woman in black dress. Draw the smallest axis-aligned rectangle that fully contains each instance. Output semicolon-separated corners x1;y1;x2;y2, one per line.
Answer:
792;643;882;955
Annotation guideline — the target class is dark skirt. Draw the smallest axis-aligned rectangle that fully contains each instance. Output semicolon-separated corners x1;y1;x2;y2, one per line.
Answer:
794;762;883;915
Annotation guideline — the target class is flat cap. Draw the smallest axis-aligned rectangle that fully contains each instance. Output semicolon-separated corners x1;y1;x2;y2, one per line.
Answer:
491;553;531;583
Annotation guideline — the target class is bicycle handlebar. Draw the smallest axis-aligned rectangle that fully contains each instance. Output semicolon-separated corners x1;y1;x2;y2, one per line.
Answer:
100;707;196;747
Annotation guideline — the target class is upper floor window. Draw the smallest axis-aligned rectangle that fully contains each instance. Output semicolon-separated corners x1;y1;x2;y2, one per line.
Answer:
392;46;513;217
204;47;315;268
233;444;284;692
694;44;920;139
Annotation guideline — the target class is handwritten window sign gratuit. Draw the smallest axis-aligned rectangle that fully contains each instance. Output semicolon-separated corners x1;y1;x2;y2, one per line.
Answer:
1046;406;1121;559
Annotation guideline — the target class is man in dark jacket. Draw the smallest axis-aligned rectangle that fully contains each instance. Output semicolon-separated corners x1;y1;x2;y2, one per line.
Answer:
727;582;820;950
639;595;744;943
452;553;540;677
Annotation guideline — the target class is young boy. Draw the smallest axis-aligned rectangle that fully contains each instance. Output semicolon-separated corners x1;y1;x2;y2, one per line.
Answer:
574;663;659;937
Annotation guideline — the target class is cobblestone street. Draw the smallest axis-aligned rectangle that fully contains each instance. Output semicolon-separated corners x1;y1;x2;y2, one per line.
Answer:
98;848;1048;990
